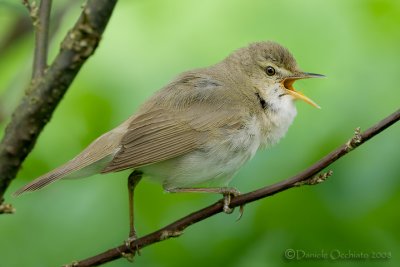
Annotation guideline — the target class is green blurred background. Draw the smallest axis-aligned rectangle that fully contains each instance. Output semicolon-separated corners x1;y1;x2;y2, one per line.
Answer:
1;0;399;266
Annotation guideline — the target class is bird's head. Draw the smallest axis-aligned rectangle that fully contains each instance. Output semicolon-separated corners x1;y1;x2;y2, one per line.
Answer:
230;41;324;109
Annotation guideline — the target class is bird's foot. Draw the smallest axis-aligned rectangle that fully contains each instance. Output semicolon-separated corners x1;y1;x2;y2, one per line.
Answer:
220;187;240;214
219;188;244;220
166;186;245;220
122;233;140;261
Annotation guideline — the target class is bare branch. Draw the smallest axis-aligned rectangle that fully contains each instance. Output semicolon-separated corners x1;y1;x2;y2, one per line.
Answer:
32;0;52;79
0;3;71;125
0;0;118;201
71;109;400;267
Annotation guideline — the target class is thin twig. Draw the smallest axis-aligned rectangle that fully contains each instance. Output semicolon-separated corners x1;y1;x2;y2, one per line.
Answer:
72;108;400;267
32;0;52;79
0;3;72;125
0;0;118;202
22;0;39;26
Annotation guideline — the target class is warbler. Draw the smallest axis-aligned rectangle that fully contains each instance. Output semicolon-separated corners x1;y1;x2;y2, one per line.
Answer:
15;41;324;240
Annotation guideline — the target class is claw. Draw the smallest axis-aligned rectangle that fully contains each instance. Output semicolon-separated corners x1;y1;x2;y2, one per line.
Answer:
121;251;135;262
236;204;245;221
167;186;245;219
123;235;141;261
223;194;234;214
221;189;245;219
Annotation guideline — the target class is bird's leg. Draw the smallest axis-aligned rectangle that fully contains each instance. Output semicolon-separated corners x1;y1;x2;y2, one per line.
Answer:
124;170;143;257
167;187;244;219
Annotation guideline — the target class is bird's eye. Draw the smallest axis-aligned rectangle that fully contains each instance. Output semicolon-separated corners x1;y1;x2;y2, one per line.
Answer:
266;66;276;76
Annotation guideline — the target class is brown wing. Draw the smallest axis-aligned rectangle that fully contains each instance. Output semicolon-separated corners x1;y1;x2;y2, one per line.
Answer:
102;105;243;173
102;70;248;173
102;108;204;172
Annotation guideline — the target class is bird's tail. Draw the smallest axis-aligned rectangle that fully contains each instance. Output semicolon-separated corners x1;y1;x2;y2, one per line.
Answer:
13;155;112;196
13;119;130;196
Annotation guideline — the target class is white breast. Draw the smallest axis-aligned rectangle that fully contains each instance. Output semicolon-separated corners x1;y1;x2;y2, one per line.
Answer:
141;102;296;190
259;95;297;148
141;116;264;189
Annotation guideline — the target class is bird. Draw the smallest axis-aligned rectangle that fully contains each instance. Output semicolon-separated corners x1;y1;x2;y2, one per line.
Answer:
14;41;324;242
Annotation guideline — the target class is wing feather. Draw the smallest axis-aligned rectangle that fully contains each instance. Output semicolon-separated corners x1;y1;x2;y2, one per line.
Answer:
102;109;204;172
103;72;247;173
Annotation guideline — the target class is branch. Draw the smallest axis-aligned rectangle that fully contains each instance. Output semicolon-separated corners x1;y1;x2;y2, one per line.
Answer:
71;109;400;267
0;0;118;201
0;3;71;126
32;0;52;79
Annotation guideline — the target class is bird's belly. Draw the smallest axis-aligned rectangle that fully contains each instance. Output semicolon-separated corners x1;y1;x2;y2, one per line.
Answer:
139;118;263;189
141;146;255;189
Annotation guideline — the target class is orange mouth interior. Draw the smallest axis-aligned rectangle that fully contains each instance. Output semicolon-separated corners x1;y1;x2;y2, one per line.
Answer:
282;79;320;109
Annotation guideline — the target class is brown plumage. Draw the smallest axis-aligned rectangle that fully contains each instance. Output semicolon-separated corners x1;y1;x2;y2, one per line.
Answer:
14;41;322;196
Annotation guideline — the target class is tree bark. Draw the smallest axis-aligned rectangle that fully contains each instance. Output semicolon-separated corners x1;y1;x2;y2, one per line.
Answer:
0;0;118;201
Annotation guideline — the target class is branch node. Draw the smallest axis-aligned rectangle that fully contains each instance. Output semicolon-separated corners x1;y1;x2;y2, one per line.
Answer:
61;10;101;64
22;0;39;27
295;170;333;186
62;261;78;267
160;229;184;240
345;127;362;151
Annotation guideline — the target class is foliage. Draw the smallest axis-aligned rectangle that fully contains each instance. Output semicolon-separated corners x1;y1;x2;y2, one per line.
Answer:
0;0;399;266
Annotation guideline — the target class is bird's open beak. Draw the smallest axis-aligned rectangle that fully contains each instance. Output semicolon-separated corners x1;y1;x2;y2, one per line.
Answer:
282;72;325;109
